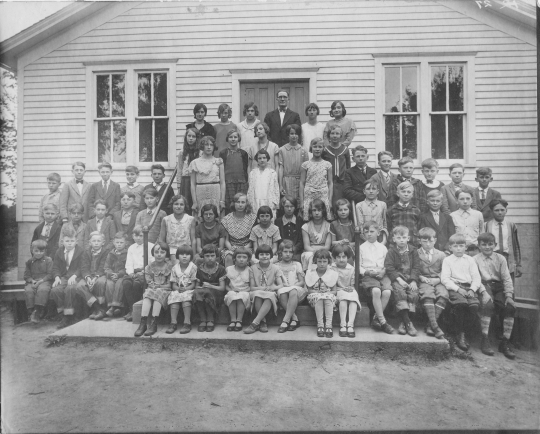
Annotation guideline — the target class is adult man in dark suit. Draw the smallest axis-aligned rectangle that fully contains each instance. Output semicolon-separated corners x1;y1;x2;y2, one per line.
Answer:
343;145;378;205
140;164;175;214
263;89;302;147
59;162;92;222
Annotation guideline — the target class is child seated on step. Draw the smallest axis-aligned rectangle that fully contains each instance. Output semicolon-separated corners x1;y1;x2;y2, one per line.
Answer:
306;249;338;339
104;232;129;318
332;245;361;338
416;227;448;339
134;242;173;337
359;221;394;334
24;240;53;324
224;247;253;332
244;244;284;334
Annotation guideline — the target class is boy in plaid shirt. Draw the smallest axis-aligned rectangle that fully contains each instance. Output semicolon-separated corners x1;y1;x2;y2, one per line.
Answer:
387;181;421;246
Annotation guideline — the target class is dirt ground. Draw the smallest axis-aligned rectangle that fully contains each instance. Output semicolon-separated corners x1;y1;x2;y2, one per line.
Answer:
1;304;539;433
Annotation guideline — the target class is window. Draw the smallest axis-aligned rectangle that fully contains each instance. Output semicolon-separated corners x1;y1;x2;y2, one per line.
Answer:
86;62;177;169
374;54;475;165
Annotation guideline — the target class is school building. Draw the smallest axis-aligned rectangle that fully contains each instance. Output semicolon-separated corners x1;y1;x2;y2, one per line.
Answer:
1;0;537;300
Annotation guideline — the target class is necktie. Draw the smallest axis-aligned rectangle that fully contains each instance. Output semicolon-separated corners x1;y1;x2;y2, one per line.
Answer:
147;209;153;215
498;222;504;253
96;219;102;231
43;224;52;237
76;180;83;184
480;189;486;205
103;182;108;195
425;250;432;262
65;250;70;267
433;212;439;225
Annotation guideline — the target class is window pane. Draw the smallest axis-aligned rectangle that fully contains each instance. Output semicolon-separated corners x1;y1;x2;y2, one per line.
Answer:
97;121;111;163
138;73;151;117
449;66;464;112
401;115;417;159
153;73;167;116
139;119;152;162
112;74;125;117
113;120;126;163
385;67;400;113
431;66;446;112
431;115;446;159
385;116;400;159
155;119;169;161
402;67;417;112
448;114;464;159
96;75;110;118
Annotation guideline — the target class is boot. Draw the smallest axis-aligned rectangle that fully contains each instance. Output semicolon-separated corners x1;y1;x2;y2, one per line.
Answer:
134;316;147;337
30;309;40;324
456;332;469;352
57;315;73;330
144;316;157;336
499;338;516;360
481;334;494;356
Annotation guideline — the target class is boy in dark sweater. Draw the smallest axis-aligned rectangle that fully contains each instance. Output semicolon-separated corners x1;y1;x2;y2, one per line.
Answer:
104;232;129;317
24;240;53;323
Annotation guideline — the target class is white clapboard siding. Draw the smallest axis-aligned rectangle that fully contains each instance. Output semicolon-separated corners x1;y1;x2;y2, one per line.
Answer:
21;0;537;227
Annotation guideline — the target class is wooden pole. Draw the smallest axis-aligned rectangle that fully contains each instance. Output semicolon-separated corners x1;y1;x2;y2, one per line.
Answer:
351;201;360;293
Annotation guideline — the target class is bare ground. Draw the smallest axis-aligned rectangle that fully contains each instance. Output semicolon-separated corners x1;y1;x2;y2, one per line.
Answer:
1;304;539;433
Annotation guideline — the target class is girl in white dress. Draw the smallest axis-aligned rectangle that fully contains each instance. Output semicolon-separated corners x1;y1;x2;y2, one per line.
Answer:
167;245;197;335
246;149;280;216
237;102;260;151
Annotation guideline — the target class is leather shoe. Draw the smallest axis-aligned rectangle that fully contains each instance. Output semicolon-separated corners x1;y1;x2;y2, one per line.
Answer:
179;323;191;334
499;338;516;360
456;332;469;352
165;323;177;334
481;335;494;356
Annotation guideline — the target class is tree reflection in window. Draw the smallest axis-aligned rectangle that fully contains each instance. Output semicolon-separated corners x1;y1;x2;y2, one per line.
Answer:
96;74;126;163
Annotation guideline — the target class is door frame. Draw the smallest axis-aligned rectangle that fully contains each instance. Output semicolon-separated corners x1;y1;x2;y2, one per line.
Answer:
230;67;319;123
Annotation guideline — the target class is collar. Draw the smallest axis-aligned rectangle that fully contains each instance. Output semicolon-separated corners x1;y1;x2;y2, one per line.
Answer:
396;246;410;254
114;248;126;255
283;215;296;225
153;182;163;188
422;248;434;256
92;248;102;256
284;143;300;151
453;182;463;189
96;217;104;222
495;219;505;225
479;187;489;192
102;180;109;185
127;182;139;188
480;253;494;261
227;147;240;154
304;268;339;288
44;221;53;226
75;179;84;184
458;209;471;215
431;210;439;215
398;202;409;208
122;209;133;215
31;256;45;263
147;207;156;215
279;107;288;113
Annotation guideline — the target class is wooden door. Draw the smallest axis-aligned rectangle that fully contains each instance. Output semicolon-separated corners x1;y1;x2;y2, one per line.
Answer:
240;80;309;124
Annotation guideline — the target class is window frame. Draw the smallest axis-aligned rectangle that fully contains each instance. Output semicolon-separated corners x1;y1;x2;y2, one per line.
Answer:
374;53;476;167
85;61;177;170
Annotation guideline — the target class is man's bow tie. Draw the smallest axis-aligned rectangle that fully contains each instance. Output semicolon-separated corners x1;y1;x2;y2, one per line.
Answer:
76;180;84;184
279;109;287;113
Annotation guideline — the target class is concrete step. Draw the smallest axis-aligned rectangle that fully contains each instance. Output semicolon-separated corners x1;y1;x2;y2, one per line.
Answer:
132;300;371;327
50;319;449;355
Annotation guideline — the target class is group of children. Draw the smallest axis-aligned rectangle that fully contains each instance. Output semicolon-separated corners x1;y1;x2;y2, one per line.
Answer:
23;101;522;361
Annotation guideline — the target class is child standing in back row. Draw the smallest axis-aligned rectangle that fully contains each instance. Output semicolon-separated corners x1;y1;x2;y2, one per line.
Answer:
278;124;309;202
122;166;144;211
440;163;477;213
214;103;237;157
39;173;62;223
219;130;249;214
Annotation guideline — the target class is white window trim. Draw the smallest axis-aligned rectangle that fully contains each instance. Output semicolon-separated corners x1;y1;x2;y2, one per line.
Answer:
85;61;177;170
374;53;476;167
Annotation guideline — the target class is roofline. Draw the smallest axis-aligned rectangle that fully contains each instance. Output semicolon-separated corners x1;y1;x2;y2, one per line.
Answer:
0;2;110;72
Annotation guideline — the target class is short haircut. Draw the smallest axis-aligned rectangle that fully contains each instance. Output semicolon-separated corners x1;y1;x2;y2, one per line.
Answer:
152;241;171;258
378;151;393;161
257;205;274;220
476;167;493;177
353;145;368;155
98;162;113;171
62;228;77;239
121;190;136;200
449;163;464;172
489;199;508;210
169;194;187;208
89;231;105;241
305;102;320;116
392;225;409;236
310;137;324;148
285;124;302;144
233;246;252;261
308;198;328;221
363;220;379;231
255;149;270;162
257;122;270;136
397;181;413;192
47;173;61;183
421;158;439;169
43;203;59;213
144;188;159;198
132;225;143;236
326;124;343;139
125;166;139;174
334;198;352;221
427;189;443;199
312;249;332;263
448;234;467;246
69;203;84;214
255;244;273;259
280;195;298;210
363;181;379;191
456;189;472;199
217;103;232;119
226;129;241;143
243;102;259;116
72;161;86;170
31;239;48;251
94;199;109;210
276;89;289;98
114;231;127;241
329;100;347;117
201;244;219;257
230;193;252;214
175;244;194;259
466;244;480;254
398;156;414;167
332;244;353;259
418;227;437;239
278;239;294;255
150;164;166;174
193;103;208;116
199;135;217;152
478;232;496;245
200;203;219;219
